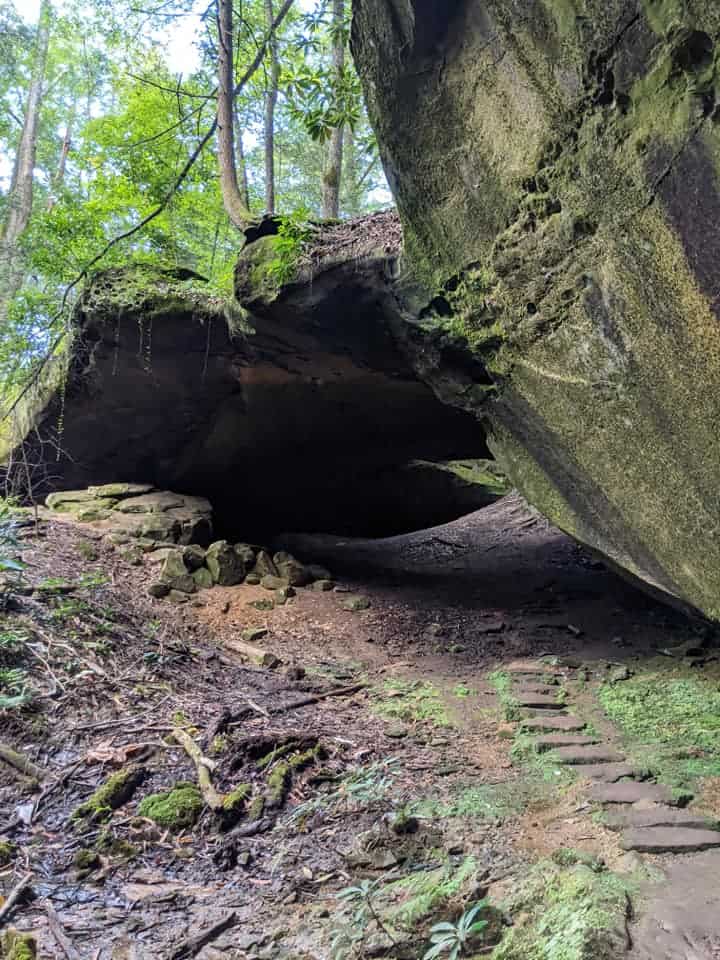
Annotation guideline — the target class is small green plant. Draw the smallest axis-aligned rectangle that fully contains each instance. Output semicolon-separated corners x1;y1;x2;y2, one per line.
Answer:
264;209;315;286
331;880;396;959
488;670;520;721
423;901;490;959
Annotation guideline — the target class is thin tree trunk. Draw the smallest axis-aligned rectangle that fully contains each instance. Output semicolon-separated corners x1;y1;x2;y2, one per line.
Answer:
234;111;251;212
0;0;52;321
47;104;75;212
263;0;280;215
216;0;252;230
321;0;345;220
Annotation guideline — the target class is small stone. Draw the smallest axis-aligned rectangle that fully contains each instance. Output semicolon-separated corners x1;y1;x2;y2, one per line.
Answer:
516;693;564;710
261;574;289;591
313;579;334;591
521;716;587;733
621;828;720;854
553;745;626;765
342;595;371;612
535;734;599;752
242;627;268;643
573;762;639;782
147;582;170;599
160;551;189;582
192;567;214;590
249;598;274;611
206;540;247;586
244;572;261;585
604;808;717;832
252;550;279;579
168;590;189;604
182;544;206;572
88;482;154;499
607;665;632;683
234;543;257;566
275;586;295;604
590;782;685;806
385;724;409;739
168;574;197;595
273;551;313;586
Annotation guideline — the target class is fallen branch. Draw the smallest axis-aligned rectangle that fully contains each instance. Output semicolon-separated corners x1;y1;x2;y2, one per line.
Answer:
0;873;32;926
44;902;82;960
0;742;45;781
223;637;281;669
270;683;367;716
168;912;238;960
172;727;224;811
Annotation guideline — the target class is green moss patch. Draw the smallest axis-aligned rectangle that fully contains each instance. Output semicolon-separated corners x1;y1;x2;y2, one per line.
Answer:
380;856;479;930
1;931;37;960
412;779;554;823
598;664;720;791
372;679;451;727
137;782;203;830
492;861;632;960
72;766;145;823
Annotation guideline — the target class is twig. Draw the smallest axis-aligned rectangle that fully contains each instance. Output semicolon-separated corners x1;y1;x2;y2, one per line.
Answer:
167;911;238;959
270;683;367;716
172;727;224;811
0;742;45;781
30;760;84;824
0;873;33;925
44;902;83;960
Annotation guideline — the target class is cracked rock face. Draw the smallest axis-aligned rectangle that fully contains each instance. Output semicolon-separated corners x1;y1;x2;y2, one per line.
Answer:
2;244;496;539
353;0;720;618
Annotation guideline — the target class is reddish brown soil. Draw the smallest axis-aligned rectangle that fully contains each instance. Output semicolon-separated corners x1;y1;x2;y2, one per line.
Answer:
0;495;711;958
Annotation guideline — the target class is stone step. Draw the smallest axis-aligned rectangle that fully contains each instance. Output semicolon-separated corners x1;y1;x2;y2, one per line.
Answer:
621;827;720;854
552;745;626;765
605;808;719;833
573;762;639;783
521;716;587;733
516;693;565;710
534;734;600;752
589;782;682;806
515;682;559;694
507;661;563;677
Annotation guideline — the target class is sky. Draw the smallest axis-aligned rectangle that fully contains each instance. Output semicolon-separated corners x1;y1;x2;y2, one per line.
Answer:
6;0;391;203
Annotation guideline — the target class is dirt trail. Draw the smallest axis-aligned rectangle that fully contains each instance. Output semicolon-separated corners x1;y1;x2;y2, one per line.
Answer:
1;495;718;958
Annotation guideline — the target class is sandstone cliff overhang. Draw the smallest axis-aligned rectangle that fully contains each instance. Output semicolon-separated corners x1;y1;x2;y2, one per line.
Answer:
1;214;496;538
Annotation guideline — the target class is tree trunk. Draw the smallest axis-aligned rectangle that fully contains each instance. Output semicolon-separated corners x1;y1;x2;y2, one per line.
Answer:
0;0;52;322
216;0;252;230
321;0;345;220
47;104;75;212
234;110;251;212
263;0;280;215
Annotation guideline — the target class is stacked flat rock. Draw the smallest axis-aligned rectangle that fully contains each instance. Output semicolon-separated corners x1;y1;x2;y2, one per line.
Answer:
45;483;212;546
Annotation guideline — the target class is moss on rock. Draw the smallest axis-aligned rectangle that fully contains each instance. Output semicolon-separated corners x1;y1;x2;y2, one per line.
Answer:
0;841;15;866
72;766;145;823
137;782;203;830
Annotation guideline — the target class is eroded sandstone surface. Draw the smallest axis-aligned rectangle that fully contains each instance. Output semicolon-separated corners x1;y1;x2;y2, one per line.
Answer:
352;0;720;618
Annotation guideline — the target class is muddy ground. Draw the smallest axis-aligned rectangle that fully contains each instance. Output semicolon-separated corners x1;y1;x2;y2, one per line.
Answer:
1;494;719;959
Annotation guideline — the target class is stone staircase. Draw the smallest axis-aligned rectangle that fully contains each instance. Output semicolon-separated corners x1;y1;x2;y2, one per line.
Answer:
503;660;720;855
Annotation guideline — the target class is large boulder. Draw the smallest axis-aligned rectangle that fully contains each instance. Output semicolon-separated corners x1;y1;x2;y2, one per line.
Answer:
352;1;720;619
2;250;491;539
